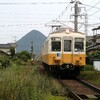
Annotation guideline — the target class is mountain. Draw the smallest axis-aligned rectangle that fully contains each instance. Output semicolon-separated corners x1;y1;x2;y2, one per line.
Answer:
16;30;46;55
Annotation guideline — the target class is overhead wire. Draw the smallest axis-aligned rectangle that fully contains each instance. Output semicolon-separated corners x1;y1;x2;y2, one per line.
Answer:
0;23;45;27
55;3;71;21
0;2;70;26
82;0;100;16
82;0;99;11
45;2;71;27
0;1;100;34
0;2;69;5
88;0;97;4
88;1;100;16
83;4;100;10
89;9;100;16
78;0;100;30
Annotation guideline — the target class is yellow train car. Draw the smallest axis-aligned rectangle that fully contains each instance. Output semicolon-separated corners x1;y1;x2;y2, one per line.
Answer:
41;27;86;76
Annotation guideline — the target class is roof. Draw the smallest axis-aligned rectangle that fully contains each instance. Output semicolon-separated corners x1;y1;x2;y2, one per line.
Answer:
0;50;9;56
0;44;11;49
0;43;16;49
92;26;100;30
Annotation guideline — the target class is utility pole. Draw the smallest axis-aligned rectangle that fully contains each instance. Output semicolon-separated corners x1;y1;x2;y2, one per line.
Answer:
74;0;78;32
70;0;83;32
85;13;88;36
70;0;88;34
31;41;34;60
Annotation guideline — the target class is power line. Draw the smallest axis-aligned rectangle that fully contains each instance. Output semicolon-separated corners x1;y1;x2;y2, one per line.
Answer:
80;2;100;17
86;0;100;12
82;3;100;10
0;2;69;5
87;0;100;16
0;23;46;27
55;3;71;21
89;9;100;16
45;2;71;28
88;0;97;5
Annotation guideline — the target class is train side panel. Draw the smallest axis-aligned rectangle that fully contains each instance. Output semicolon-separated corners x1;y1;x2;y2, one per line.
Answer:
41;39;49;64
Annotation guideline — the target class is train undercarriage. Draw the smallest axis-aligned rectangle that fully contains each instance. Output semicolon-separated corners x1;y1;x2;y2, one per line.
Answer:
42;63;83;77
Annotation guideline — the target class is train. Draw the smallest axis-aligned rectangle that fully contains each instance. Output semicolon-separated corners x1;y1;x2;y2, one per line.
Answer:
41;27;86;76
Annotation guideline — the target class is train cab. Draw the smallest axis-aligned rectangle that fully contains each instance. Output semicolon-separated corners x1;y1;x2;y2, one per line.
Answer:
41;27;86;76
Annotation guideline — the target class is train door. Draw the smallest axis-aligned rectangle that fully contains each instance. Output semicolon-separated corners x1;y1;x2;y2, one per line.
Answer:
62;37;73;65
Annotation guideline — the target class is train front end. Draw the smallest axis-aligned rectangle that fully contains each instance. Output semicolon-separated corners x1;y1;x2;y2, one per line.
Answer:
41;28;86;76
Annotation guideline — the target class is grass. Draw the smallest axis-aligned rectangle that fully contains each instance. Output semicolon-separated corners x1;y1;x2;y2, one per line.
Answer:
45;94;68;100
79;65;100;86
0;64;68;100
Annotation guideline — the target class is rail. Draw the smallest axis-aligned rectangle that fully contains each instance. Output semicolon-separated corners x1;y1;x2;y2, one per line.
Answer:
58;79;100;100
77;79;100;93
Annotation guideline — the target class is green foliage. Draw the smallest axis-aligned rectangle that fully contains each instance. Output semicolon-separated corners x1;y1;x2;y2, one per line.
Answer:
50;80;63;95
10;47;15;58
88;50;100;58
14;58;23;65
79;71;100;86
0;65;66;100
83;64;95;71
45;94;67;100
0;56;10;68
16;50;31;62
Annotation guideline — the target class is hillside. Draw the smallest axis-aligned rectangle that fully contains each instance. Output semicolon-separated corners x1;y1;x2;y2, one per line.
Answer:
16;30;46;54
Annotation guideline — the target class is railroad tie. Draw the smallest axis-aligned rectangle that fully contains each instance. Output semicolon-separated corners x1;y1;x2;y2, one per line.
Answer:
78;94;99;99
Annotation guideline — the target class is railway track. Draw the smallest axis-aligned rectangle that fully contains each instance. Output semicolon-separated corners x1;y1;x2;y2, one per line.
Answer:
58;79;100;100
37;64;100;99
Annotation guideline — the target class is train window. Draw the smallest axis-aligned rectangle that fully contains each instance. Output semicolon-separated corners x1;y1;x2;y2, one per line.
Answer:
74;42;84;52
51;41;61;51
64;40;71;52
74;38;84;52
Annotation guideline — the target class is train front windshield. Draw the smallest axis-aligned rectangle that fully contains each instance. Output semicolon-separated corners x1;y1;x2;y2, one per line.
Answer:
51;41;61;51
64;40;71;52
51;37;61;51
74;38;84;52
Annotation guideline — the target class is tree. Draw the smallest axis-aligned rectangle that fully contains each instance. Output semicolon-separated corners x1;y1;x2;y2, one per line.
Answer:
88;50;100;59
0;56;10;68
10;47;15;58
16;50;31;62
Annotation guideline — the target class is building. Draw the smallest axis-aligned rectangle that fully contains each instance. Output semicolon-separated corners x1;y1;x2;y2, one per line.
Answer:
0;43;16;55
86;26;100;53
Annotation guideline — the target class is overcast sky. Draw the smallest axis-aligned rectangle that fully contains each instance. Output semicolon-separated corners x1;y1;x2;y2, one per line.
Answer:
0;0;100;43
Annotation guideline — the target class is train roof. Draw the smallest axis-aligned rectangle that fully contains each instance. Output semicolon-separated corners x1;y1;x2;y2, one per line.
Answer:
49;27;85;35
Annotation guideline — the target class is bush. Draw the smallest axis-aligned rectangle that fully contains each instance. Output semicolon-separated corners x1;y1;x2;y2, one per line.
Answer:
50;80;63;95
0;64;66;100
88;50;100;59
0;56;10;68
16;51;31;62
83;65;95;71
0;65;51;100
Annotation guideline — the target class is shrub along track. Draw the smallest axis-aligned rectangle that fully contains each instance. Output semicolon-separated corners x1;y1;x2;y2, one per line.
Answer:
37;64;72;99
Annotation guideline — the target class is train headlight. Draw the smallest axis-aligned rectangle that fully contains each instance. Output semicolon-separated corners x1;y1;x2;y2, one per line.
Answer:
66;29;69;34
